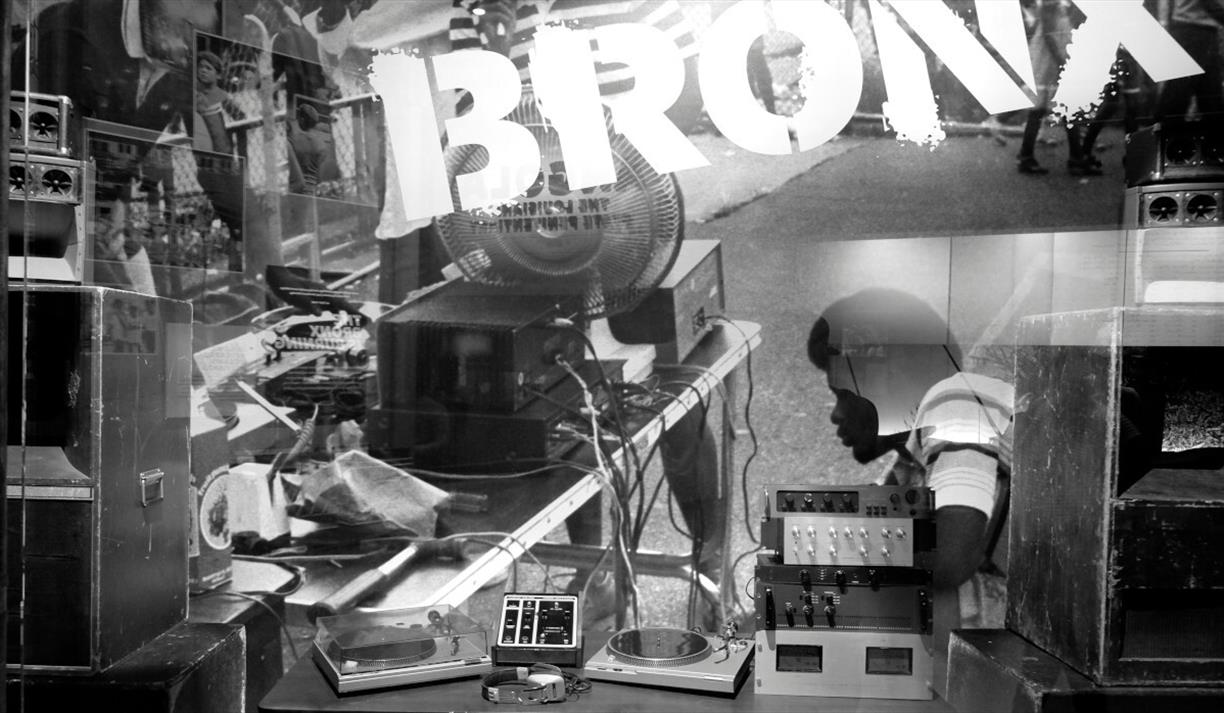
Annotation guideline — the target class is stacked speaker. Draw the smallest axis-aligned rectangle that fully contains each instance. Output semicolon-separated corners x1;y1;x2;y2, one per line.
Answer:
7;91;192;674
8;90;89;282
753;484;936;700
1122;121;1224;304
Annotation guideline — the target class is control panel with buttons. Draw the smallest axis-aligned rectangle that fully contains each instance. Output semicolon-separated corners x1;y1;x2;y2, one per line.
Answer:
781;516;920;566
754;557;932;634
492;593;583;666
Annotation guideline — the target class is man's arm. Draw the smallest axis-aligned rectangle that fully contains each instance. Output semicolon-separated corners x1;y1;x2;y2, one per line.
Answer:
927;447;997;588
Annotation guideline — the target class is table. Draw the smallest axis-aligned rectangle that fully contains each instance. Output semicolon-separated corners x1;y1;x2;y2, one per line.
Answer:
283;321;762;623
259;630;953;712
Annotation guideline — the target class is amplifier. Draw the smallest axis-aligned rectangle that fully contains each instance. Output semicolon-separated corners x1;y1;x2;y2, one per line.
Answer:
6;284;193;672
369;361;622;472
754;629;934;700
377;281;586;414
608;239;724;363
764;483;935;516
754;557;932;634
1012;307;1224;686
760;484;935;566
1124;121;1224;187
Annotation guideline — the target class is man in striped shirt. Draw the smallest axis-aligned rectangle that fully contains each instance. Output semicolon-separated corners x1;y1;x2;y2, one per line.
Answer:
807;288;1014;695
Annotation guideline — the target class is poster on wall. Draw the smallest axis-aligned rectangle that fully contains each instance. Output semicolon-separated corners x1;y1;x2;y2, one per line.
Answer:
86;120;246;298
11;0;222;137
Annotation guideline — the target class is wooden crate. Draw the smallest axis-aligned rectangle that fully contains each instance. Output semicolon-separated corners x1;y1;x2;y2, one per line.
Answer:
1009;307;1224;686
7;623;245;712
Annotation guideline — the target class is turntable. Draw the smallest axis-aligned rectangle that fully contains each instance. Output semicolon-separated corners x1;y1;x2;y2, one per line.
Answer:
312;606;492;694
582;627;754;695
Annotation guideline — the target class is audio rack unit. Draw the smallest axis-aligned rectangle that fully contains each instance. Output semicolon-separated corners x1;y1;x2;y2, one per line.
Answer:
755;483;935;700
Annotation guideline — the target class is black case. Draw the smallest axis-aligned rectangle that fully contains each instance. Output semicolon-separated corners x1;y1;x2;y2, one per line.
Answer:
1011;307;1224;686
6;284;192;672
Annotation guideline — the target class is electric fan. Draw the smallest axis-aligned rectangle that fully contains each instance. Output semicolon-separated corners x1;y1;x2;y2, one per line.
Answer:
435;90;683;318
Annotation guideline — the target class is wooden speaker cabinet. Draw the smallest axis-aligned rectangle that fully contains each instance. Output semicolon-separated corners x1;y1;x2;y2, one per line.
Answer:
1010;306;1224;686
6;284;193;672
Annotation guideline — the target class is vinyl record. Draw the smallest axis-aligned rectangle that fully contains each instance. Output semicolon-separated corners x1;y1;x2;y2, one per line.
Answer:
605;627;711;668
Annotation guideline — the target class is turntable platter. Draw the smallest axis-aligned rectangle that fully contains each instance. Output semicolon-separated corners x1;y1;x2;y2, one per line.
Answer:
606;627;711;668
328;626;439;667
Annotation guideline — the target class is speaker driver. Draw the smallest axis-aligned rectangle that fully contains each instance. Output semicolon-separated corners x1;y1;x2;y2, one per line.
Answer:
1186;193;1218;222
40;168;73;196
9;165;27;193
1148;195;1180;223
1204;136;1224;164
1167;137;1197;164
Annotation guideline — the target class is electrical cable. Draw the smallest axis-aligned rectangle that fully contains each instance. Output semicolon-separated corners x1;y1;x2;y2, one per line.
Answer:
191;589;302;662
560;357;645;626
707;316;760;545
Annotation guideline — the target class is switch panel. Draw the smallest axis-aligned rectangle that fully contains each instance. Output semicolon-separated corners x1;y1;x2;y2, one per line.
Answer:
782;516;918;566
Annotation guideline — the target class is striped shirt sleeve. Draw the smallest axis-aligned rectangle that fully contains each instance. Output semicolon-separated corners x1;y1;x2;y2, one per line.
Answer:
907;373;1015;517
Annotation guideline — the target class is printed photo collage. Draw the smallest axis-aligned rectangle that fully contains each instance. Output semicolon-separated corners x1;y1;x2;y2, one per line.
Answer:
12;1;385;325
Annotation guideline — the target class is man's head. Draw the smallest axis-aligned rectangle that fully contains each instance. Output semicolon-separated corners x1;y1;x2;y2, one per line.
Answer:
808;288;961;463
197;51;223;86
141;0;220;69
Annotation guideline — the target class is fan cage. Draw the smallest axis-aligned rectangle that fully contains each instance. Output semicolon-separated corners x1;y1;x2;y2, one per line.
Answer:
436;93;683;319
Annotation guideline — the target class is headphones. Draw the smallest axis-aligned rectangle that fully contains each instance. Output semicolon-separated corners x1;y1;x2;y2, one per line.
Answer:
481;664;568;705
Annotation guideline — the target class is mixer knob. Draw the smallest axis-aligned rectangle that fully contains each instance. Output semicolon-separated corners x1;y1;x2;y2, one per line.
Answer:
859;545;869;557
828;526;837;539
843;527;852;539
859;527;869;538
881;546;891;558
881;527;891;538
792;525;800;539
895;527;907;540
807;526;816;538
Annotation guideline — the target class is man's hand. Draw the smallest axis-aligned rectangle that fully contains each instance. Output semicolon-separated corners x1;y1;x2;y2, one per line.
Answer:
474;0;517;57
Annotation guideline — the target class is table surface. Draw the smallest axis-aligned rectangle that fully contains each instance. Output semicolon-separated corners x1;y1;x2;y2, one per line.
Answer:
260;630;953;713
284;322;763;619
